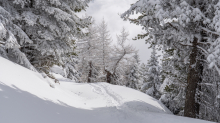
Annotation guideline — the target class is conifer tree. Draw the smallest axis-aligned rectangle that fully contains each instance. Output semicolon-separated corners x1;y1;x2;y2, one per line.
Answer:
138;63;148;90
199;65;220;122
15;0;91;75
77;20;99;83
126;53;140;89
0;0;35;70
126;63;139;89
122;0;220;118
141;47;161;99
96;19;112;82
159;49;187;115
0;0;91;82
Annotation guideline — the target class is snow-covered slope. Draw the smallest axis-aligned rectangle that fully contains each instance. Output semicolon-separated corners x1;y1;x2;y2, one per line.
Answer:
0;57;213;123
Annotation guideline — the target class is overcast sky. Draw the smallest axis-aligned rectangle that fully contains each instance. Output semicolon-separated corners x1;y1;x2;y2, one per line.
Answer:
80;0;152;64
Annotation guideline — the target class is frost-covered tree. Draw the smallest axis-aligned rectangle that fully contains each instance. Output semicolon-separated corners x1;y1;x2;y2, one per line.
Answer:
96;19;113;82
76;19;138;84
126;53;140;89
0;0;91;82
0;0;35;71
77;20;99;83
77;25;137;84
106;27;136;84
126;63;139;89
159;49;187;115
63;41;80;82
199;65;220;122
12;0;91;78
122;0;220;118
160;77;185;115
138;63;148;90
141;47;161;99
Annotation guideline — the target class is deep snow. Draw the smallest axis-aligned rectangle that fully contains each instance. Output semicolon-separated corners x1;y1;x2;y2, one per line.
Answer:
0;57;214;123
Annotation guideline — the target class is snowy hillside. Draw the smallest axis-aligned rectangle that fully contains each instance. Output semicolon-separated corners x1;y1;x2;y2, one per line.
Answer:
0;57;213;123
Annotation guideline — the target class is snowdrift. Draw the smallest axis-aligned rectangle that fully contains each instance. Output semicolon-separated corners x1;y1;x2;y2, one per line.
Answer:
0;57;213;123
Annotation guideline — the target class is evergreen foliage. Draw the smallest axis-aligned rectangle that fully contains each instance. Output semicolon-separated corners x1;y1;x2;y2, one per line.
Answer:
0;0;35;70
159;48;187;115
122;0;220;121
0;0;91;82
141;47;161;99
126;62;139;90
138;63;148;90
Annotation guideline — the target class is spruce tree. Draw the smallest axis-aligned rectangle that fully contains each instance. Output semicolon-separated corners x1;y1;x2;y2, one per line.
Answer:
126;53;140;89
0;0;35;70
199;65;220;122
17;0;91;75
126;63;139;89
159;49;187;115
0;0;91;82
142;47;161;99
122;0;220;118
138;63;148;90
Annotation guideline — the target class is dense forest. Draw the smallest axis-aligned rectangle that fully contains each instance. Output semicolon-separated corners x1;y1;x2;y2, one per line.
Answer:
0;0;219;122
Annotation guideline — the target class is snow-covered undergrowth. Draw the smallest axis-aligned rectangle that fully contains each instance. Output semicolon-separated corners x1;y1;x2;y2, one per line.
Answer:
0;57;213;123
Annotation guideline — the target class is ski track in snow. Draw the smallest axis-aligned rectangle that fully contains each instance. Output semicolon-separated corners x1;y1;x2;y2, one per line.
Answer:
90;83;161;116
90;83;135;110
90;83;147;123
90;83;131;111
90;83;121;108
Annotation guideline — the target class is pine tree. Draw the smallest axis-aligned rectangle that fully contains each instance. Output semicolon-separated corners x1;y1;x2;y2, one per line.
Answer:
63;40;80;82
126;53;140;89
12;0;91;79
122;0;220;118
199;65;220;122
138;63;148;90
0;0;92;82
159;49;187;115
126;63;139;89
141;47;161;99
0;0;35;71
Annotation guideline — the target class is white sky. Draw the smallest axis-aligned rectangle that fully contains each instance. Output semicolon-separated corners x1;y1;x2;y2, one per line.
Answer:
81;0;152;64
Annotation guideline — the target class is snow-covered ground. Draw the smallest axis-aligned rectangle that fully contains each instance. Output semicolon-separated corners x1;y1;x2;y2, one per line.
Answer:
0;57;213;123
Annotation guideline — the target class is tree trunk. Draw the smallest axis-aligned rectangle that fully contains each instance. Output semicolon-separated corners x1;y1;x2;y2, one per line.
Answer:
184;37;200;118
105;70;112;84
88;61;92;83
195;31;206;117
195;44;205;118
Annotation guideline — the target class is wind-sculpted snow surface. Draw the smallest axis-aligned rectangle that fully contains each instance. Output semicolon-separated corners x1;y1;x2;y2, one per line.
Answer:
0;57;214;123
